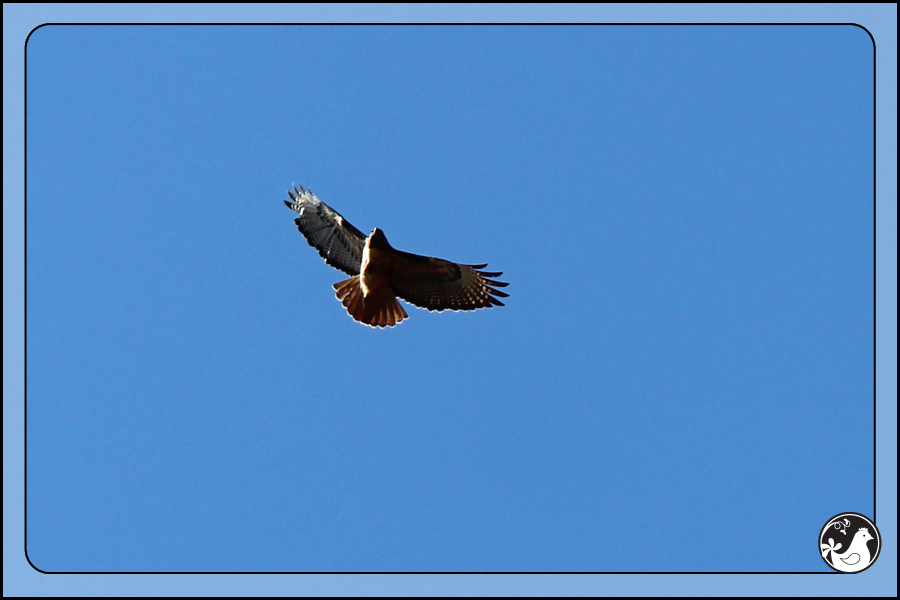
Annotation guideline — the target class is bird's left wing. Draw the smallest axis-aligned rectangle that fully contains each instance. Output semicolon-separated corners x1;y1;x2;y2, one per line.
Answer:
389;250;509;312
284;185;366;276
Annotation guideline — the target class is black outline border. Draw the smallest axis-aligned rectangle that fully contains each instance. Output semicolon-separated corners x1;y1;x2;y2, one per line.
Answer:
23;22;877;576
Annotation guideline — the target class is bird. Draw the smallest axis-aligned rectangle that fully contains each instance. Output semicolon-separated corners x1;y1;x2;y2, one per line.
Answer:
821;527;875;572
284;184;508;328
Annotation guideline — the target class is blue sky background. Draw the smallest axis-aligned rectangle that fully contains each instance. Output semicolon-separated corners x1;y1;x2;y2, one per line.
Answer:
5;4;897;597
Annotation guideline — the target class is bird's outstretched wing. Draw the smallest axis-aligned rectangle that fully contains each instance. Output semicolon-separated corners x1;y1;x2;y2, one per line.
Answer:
389;250;509;312
284;185;366;276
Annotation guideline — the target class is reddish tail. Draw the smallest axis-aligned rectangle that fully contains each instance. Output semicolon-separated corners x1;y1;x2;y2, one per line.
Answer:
334;276;408;328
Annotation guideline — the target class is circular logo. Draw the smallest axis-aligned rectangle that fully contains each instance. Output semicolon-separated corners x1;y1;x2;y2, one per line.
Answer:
819;512;881;573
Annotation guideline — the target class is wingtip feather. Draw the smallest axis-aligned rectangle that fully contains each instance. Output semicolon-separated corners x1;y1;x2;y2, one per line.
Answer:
483;279;509;287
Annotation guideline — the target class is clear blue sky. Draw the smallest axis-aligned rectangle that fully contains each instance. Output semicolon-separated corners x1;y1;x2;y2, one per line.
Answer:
5;4;897;597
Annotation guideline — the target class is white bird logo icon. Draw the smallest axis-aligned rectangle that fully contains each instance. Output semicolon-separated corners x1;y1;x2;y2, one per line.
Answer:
821;527;875;573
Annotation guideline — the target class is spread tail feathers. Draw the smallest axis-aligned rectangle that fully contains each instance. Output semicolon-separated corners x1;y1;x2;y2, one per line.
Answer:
334;276;408;328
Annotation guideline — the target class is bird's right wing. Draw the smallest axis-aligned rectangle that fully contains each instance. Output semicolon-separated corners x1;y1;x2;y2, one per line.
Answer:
389;250;509;312
284;185;366;276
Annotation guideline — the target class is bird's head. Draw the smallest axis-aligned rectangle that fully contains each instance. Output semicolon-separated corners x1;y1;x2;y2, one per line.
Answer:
367;227;392;250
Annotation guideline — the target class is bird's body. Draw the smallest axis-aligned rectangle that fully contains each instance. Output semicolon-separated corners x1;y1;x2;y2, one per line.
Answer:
359;228;390;299
826;528;875;572
284;185;508;327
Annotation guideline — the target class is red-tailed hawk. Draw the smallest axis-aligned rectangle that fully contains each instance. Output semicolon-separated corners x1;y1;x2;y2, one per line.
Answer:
284;185;509;328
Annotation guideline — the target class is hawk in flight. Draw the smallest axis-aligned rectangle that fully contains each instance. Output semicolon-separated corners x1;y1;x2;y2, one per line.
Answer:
284;185;509;328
